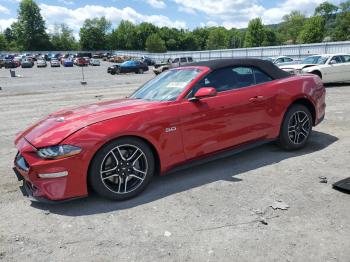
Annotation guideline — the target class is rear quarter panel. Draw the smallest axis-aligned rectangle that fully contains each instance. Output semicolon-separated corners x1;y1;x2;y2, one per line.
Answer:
269;75;325;137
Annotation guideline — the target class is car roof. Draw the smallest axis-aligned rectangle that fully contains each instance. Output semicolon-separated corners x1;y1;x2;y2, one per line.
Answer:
184;58;290;79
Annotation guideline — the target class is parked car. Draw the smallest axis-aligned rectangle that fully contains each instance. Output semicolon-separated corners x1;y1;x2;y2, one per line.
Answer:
264;56;295;65
0;58;5;68
21;59;33;68
63;59;74;67
107;64;120;75
13;58;326;202
141;56;155;66
280;53;350;83
153;57;193;74
113;60;148;74
4;59;17;68
37;59;47;68
50;59;60;67
92;53;104;59
102;52;112;61
153;59;172;75
89;59;101;66
76;57;88;66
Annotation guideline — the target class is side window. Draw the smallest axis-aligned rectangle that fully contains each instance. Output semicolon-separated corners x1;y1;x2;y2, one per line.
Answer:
332;56;343;63
180;57;187;63
275;58;284;64
284;58;293;62
254;68;273;84
188;57;193;62
343;55;350;62
232;67;255;88
173;58;179;63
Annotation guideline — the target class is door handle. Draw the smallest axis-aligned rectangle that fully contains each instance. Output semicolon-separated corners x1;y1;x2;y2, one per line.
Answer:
249;96;264;102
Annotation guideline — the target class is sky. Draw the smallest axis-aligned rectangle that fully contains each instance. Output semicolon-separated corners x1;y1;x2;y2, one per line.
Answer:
0;0;342;37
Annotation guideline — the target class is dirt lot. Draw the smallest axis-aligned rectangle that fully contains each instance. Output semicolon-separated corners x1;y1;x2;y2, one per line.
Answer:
0;63;349;262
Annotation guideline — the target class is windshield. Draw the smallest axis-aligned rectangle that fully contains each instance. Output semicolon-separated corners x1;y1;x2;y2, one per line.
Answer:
301;56;329;64
130;68;202;101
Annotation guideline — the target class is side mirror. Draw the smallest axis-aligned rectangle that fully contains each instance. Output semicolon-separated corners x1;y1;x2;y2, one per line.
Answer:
329;60;337;65
189;87;217;102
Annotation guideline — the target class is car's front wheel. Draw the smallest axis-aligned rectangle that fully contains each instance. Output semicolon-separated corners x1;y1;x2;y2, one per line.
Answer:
89;137;155;200
279;104;312;150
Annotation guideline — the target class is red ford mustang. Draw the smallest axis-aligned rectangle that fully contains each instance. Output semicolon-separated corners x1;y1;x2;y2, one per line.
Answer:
13;59;326;202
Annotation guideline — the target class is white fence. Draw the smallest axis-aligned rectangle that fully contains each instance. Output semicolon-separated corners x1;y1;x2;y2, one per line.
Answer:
113;41;350;61
2;41;350;62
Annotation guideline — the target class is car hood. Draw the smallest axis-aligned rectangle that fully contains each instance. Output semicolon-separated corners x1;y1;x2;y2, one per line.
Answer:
18;98;159;148
280;64;316;69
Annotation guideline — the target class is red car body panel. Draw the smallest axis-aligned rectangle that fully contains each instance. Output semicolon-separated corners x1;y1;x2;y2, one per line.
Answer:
14;66;326;201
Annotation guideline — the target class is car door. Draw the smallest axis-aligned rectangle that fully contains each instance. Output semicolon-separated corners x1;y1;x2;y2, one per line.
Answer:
179;66;273;160
341;55;350;81
322;55;344;82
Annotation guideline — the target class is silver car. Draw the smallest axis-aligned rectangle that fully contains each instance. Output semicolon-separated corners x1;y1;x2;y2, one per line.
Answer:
50;59;60;67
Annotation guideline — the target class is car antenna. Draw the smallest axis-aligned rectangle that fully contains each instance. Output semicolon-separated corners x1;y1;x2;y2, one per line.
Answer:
80;65;87;85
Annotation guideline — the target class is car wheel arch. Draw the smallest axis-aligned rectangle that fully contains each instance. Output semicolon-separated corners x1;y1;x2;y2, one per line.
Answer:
284;97;316;126
310;70;322;79
86;135;161;189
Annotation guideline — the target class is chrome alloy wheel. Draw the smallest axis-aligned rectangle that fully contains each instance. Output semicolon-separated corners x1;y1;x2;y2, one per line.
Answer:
100;144;148;194
288;111;311;144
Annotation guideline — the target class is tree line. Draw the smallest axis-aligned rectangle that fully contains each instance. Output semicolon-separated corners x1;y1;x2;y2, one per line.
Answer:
0;0;349;52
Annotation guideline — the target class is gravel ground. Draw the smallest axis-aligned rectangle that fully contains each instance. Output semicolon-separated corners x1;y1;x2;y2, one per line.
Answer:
0;62;349;262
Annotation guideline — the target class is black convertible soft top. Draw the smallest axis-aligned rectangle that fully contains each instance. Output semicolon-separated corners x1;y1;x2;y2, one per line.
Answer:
184;58;290;80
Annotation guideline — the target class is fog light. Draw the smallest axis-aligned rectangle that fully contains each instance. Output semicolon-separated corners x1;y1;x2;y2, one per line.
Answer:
38;171;68;178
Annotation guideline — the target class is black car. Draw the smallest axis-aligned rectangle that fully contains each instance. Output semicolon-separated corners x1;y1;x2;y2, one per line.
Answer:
4;59;17;69
110;60;148;75
107;64;119;75
141;56;155;66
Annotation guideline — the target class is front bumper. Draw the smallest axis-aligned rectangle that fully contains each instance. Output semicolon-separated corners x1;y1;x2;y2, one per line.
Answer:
13;137;88;202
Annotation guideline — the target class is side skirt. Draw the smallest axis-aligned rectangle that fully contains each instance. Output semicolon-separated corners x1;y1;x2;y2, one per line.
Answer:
167;139;274;175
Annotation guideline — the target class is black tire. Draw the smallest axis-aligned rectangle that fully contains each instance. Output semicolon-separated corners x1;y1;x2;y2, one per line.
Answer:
88;137;155;200
137;68;144;74
279;104;312;150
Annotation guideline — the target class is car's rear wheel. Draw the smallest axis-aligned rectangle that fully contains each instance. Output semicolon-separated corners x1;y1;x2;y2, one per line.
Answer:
88;137;155;200
279;104;312;150
137;68;144;74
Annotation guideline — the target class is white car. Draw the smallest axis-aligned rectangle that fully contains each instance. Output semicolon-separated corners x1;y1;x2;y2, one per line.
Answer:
89;58;100;66
37;59;47;68
280;54;350;83
50;59;60;67
265;56;295;65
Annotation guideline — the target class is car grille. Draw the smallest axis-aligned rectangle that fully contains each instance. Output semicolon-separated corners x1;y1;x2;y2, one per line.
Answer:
15;152;29;172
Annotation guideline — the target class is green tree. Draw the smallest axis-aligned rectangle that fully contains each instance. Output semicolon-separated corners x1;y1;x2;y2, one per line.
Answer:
334;1;350;40
0;33;7;50
134;22;157;50
244;18;265;47
13;0;51;50
79;17;111;50
299;16;326;43
280;11;306;44
180;32;199;51
262;28;278;46
145;33;166;53
315;1;339;20
109;20;137;50
166;38;177;50
206;27;228;49
51;24;78;50
227;29;245;48
192;27;210;50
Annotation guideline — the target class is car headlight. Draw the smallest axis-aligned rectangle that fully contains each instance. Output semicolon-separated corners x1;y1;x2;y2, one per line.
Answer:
37;145;82;160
